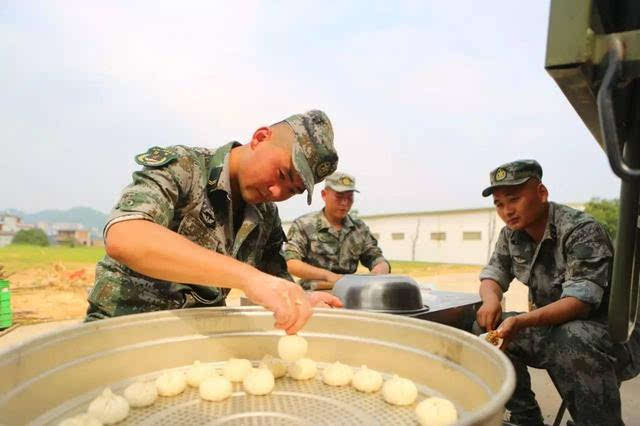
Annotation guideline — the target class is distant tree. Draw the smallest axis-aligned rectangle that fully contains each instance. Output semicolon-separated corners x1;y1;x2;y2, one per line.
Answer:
584;198;619;241
11;228;50;246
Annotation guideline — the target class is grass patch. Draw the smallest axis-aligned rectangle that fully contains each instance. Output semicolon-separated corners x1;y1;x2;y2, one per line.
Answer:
0;245;105;273
363;261;481;276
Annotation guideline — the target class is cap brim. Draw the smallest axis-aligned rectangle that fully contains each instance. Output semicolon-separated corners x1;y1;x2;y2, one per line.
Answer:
481;177;532;197
291;143;315;205
326;185;360;193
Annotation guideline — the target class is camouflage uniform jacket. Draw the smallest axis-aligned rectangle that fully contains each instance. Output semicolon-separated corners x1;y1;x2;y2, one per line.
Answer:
284;209;388;283
87;142;292;319
480;201;613;318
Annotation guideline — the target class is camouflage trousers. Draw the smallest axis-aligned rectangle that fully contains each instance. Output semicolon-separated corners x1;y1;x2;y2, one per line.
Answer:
475;312;640;426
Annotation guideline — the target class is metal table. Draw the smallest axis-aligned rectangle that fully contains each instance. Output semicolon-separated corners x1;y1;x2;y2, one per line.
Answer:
419;289;481;332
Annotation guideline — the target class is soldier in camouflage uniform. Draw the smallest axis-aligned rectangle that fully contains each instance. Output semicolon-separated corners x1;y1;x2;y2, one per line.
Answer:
284;171;389;290
86;110;343;334
476;160;640;426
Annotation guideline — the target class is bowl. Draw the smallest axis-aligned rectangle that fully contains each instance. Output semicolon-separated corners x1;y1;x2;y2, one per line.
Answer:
332;274;425;312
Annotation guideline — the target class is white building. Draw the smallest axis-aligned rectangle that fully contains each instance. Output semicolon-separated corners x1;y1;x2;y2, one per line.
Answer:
283;203;584;265
0;215;24;247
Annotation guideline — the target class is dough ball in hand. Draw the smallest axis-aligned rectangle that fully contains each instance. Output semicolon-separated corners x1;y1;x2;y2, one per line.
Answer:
87;388;129;425
57;413;103;426
351;365;383;393
259;354;287;379
199;376;233;402
124;381;158;408
186;360;218;387
155;371;187;397
322;361;353;386
222;358;253;382
415;397;458;426
243;367;275;395
277;334;308;362
288;358;317;380
382;375;418;406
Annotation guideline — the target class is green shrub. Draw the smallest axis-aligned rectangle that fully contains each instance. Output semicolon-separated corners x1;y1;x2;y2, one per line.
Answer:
11;228;50;246
585;198;619;241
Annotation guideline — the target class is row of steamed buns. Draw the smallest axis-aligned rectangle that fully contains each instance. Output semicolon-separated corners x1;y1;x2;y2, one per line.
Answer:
59;334;458;426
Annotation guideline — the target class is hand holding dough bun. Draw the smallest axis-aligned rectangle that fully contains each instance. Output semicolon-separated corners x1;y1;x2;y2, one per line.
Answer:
87;388;129;425
382;375;418;406
278;334;308;362
415;397;458;426
352;365;383;393
322;361;353;386
222;358;253;382
199;376;233;402
243;367;276;395
123;381;158;408
155;371;187;397
288;358;317;380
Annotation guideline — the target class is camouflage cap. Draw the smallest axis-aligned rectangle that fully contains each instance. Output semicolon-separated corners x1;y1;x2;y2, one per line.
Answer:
482;159;543;197
325;171;360;193
284;110;338;204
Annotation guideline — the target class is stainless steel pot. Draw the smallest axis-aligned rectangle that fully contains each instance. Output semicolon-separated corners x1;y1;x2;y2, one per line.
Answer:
0;307;515;425
332;274;425;313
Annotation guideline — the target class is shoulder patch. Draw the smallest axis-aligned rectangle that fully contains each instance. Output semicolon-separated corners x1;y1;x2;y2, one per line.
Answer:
134;146;178;167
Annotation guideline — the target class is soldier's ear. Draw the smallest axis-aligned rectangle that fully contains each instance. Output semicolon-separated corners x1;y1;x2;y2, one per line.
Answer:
250;127;272;149
537;182;548;203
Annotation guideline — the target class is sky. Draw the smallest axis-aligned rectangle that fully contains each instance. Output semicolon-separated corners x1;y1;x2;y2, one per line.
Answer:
0;1;621;221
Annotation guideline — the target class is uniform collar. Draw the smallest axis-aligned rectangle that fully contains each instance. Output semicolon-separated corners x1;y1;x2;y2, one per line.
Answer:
207;141;241;196
541;202;557;242
206;142;266;233
316;208;355;231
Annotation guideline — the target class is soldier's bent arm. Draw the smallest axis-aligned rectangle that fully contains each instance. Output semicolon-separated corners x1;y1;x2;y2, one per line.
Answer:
283;220;340;282
508;297;591;331
359;225;390;273
479;227;514;293
283;220;309;262
286;258;340;283
106;220;283;296
479;279;503;303
560;221;612;310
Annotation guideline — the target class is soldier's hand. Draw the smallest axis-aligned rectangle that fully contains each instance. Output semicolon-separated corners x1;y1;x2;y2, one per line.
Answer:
325;271;343;284
371;262;390;275
307;291;344;308
243;276;312;335
496;315;523;349
476;299;502;331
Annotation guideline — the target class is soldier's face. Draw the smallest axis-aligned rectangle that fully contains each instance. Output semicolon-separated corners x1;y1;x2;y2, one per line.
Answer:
322;188;354;219
492;179;548;231
239;128;306;204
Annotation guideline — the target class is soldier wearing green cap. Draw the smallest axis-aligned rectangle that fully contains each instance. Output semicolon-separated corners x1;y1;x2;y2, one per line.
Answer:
284;171;390;290
85;110;343;335
476;159;640;426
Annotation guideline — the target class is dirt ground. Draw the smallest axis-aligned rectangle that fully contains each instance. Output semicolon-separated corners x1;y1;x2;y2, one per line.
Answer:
9;263;95;324
7;263;531;326
7;264;245;324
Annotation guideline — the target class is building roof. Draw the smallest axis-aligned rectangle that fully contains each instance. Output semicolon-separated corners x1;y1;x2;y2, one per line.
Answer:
282;202;585;224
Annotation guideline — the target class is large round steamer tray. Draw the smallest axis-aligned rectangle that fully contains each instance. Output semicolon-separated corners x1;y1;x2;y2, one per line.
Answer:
0;307;515;425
